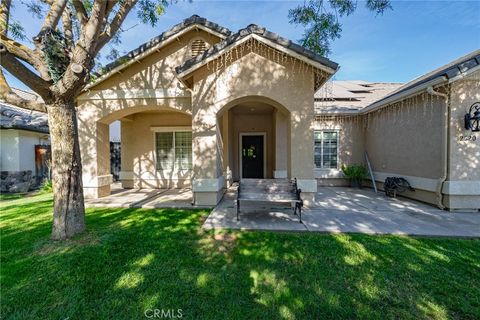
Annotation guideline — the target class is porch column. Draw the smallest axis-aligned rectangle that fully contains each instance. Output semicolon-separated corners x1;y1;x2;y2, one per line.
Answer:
119;120;134;188
78;119;112;199
274;110;288;178
221;112;233;187
290;110;317;205
191;110;224;206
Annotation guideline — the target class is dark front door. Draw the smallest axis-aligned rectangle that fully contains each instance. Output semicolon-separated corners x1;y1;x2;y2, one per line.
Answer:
242;135;264;179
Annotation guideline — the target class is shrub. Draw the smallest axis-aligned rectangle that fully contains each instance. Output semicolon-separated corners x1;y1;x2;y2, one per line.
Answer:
40;179;53;193
341;164;368;186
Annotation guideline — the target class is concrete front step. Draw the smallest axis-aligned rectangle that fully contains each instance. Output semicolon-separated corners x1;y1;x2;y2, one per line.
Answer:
241;179;292;186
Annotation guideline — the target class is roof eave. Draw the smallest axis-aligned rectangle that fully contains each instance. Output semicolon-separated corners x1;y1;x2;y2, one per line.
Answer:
360;76;447;114
176;33;338;81
0;125;49;134
84;23;229;91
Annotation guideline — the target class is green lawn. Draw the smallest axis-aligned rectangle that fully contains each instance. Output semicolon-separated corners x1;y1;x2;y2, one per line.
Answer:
1;194;479;319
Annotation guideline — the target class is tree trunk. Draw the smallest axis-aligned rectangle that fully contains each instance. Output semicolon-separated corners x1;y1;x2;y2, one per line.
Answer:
48;99;85;240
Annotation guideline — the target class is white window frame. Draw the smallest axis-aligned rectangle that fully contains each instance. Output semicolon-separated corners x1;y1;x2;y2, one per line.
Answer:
314;130;339;169
151;126;192;171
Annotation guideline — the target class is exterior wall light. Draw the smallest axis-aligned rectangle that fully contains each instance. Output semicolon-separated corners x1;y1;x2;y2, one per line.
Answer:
465;102;480;132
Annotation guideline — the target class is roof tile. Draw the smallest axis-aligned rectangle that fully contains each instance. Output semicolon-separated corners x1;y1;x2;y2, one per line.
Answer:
92;15;232;79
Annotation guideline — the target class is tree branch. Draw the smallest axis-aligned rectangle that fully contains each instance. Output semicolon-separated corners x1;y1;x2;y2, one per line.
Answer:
62;5;74;48
96;0;136;54
71;0;87;26
0;35;46;71
0;1;48;112
0;69;47;112
54;0;108;97
0;0;11;36
0;51;52;99
38;0;68;35
106;0;119;16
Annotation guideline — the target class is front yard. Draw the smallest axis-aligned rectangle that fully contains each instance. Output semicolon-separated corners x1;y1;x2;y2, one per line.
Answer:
1;193;479;319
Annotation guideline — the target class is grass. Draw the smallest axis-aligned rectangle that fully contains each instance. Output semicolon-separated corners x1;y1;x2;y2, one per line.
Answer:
1;194;479;319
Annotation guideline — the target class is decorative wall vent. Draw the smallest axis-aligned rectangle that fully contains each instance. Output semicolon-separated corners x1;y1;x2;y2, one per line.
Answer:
190;39;208;57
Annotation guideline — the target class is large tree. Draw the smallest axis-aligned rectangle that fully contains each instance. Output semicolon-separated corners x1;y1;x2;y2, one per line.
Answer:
289;0;391;56
0;0;168;240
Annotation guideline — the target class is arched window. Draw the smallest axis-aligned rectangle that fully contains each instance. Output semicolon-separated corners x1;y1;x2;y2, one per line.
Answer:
189;38;208;57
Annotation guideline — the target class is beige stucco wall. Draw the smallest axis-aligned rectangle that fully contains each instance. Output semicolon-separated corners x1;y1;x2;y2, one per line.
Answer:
92;30;222;92
76;29;221;198
445;70;480;209
365;94;446;179
121;111;192;188
188;41;323;204
313;116;365;185
363;93;447;206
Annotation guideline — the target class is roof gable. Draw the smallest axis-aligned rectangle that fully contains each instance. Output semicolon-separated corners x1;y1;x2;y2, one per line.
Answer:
175;24;339;78
86;15;231;89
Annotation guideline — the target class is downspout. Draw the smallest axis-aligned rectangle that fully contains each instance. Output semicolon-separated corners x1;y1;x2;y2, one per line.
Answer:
426;86;449;210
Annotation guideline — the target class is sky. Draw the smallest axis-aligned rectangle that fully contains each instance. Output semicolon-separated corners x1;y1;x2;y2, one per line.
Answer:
4;0;480;91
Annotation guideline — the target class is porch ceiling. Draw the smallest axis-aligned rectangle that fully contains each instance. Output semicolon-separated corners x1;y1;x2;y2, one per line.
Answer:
230;102;275;115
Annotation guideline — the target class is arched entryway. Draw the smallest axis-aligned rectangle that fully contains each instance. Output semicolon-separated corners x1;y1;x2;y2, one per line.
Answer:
216;96;290;186
78;105;192;198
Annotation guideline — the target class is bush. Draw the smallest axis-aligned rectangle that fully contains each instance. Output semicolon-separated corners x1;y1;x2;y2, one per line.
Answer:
341;164;368;186
40;179;53;193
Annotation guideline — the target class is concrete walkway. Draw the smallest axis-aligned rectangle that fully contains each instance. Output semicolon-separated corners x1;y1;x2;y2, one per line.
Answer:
203;187;480;237
85;185;200;209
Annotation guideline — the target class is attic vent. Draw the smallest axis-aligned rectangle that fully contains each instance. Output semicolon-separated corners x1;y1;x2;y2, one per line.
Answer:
190;39;208;57
315;98;361;102
349;90;372;94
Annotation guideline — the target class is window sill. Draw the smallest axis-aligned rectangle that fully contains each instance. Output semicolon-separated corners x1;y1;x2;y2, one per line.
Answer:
314;168;343;179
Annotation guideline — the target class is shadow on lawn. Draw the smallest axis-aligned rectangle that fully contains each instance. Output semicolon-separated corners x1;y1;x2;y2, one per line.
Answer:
1;200;479;319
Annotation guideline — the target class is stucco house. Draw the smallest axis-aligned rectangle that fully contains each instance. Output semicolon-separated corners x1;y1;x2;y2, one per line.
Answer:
77;15;480;210
1;88;50;192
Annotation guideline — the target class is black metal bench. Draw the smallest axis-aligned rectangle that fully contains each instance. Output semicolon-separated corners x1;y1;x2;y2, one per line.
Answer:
236;178;304;223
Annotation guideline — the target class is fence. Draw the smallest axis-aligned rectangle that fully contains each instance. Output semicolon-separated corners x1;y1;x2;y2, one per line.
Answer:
110;142;121;181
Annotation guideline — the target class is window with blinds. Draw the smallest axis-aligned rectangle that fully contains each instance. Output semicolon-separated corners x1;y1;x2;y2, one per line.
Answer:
314;131;339;169
155;131;192;170
190;39;208;57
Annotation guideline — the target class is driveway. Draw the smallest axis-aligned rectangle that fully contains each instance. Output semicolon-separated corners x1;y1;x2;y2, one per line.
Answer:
203;187;480;237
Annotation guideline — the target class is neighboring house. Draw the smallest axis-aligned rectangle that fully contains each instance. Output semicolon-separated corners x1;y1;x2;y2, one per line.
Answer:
0;89;50;192
76;15;480;210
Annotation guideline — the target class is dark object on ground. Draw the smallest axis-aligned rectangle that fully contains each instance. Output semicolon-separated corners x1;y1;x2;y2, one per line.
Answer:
384;177;415;198
1;171;33;193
